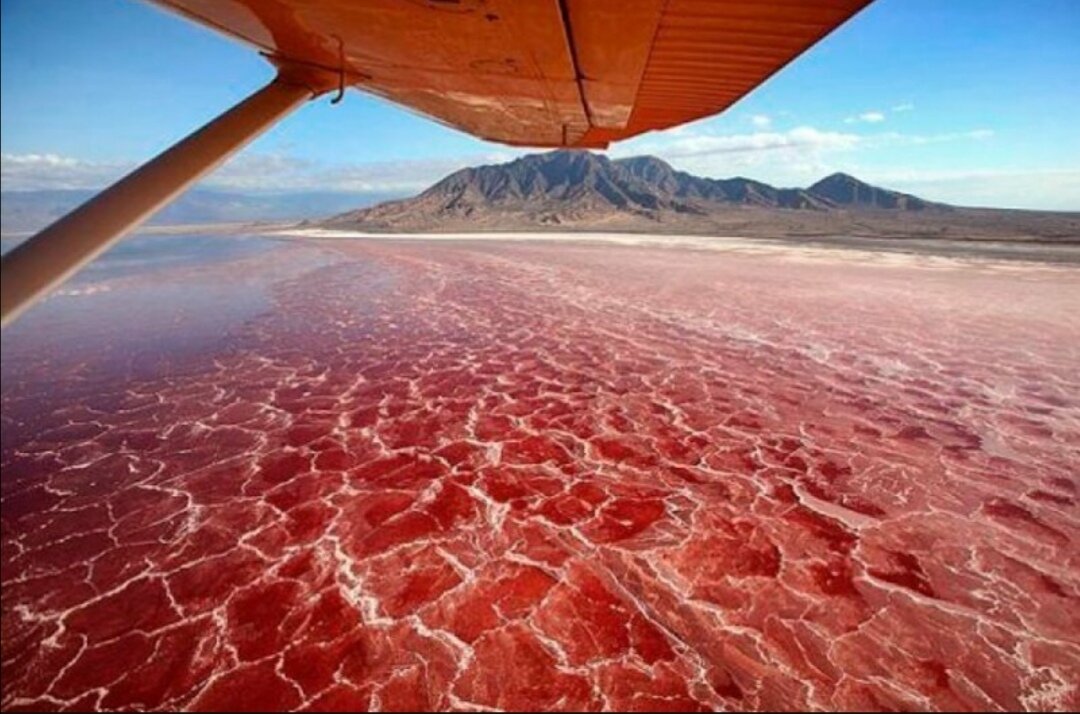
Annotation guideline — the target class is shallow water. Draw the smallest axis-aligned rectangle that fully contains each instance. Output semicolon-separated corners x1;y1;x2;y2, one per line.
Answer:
2;234;1078;711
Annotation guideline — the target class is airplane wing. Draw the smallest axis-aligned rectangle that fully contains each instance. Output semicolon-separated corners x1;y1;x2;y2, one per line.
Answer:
2;0;874;326
148;0;873;148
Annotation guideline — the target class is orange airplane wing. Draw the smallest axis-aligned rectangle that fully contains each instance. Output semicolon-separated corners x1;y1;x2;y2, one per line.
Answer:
3;0;875;326
149;0;873;149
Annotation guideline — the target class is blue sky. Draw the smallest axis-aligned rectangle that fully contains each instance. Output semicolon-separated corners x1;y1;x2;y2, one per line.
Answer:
2;0;1078;209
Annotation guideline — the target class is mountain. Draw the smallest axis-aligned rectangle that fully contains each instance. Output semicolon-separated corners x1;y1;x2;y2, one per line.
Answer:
809;172;932;210
616;156;834;209
325;151;950;232
9;153;1072;242
324;151;1080;241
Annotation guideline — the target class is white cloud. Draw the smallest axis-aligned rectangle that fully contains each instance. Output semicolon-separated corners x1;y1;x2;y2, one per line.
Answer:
892;103;915;113
613;126;862;162
3;153;79;168
609;126;867;187
1;153;127;190
610;124;999;182
860;167;1080;210
845;111;886;124
606;122;1035;204
212;151;524;192
876;129;994;145
8;129;1070;210
750;114;772;128
1;150;522;193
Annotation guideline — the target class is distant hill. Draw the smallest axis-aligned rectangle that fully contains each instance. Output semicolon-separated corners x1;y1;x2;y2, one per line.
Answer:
326;150;939;228
1;188;404;234
325;151;1078;241
808;172;933;210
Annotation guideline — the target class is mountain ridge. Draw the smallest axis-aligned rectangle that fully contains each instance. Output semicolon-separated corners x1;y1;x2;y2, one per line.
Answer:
325;150;958;234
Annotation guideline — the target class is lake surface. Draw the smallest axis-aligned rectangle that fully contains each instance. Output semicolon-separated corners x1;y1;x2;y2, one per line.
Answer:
2;233;1078;711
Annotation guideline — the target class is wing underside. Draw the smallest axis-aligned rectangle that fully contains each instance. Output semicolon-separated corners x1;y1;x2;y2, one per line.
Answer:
151;0;872;148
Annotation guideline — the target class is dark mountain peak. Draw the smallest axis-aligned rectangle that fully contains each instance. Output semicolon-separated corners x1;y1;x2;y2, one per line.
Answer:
425;150;610;199
414;149;666;217
514;149;612;186
615;155;677;179
813;171;861;187
522;148;606;166
809;172;936;211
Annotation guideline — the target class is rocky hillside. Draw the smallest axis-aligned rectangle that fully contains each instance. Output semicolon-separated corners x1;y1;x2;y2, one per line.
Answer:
323;151;1079;241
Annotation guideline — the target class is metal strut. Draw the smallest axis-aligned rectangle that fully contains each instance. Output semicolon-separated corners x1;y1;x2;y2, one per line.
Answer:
1;71;328;328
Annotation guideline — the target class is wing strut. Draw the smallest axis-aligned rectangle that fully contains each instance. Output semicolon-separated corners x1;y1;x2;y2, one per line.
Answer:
1;69;332;328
